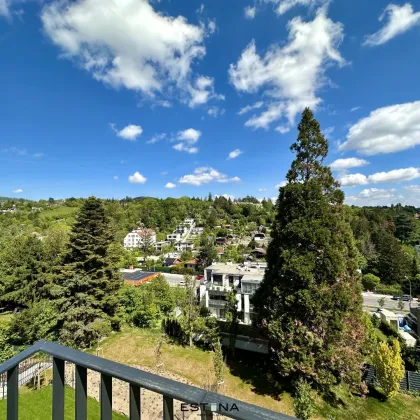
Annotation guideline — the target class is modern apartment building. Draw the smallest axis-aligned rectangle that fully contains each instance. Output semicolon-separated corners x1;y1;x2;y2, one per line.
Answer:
199;262;265;325
123;228;157;250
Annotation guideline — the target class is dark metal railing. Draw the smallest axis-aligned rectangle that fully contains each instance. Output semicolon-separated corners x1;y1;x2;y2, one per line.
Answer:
0;340;295;420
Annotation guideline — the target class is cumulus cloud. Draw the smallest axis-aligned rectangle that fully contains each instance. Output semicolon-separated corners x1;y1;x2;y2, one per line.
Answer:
244;6;256;19
228;149;243;159
188;76;224;108
339;167;420;186
147;133;166;144
165;182;176;188
340;101;420;155
113;176;118;180
275;125;290;134
208;106;225;117
263;0;330;15
128;171;147;184
330;158;369;170
12;188;23;193
275;181;288;188
346;188;397;205
179;167;241;186
229;10;345;130
41;0;220;107
364;3;420;47
237;102;264;115
110;123;143;141
173;128;201;153
0;0;10;18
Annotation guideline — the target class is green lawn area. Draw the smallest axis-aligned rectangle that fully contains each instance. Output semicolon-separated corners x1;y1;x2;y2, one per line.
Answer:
374;327;388;342
96;327;420;420
38;206;79;220
0;386;127;420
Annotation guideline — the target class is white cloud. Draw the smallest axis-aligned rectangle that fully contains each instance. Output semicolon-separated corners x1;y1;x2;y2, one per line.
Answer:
263;0;329;15
165;182;176;188
208;20;217;34
330;158;369;170
179;167;240;186
339;167;420;186
229;10;345;130
41;0;219;106
258;188;267;192
173;128;201;153
404;184;420;193
322;126;335;137
188;76;224;108
33;153;44;158
110;123;143;141
228;149;243;159
113;176;118;180
346;188;397;205
275;181;287;188
128;171;147;184
364;3;420;47
161;171;168;175
238;102;264;115
12;188;23;194
275;125;290;134
244;6;256;19
0;0;10;18
208;106;225;117
147;133;166;144
215;194;235;200
351;106;361;112
340;101;420;155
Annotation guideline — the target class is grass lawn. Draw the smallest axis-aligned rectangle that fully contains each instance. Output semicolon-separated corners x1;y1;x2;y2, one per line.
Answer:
38;206;79;220
0;386;127;420
374;327;388;342
96;327;420;420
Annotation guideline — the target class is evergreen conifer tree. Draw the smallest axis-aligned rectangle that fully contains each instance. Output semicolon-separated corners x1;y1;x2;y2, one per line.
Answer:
254;108;366;390
57;197;122;347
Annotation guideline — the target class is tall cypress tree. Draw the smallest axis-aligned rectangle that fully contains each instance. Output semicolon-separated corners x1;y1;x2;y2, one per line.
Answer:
254;108;365;390
57;197;122;347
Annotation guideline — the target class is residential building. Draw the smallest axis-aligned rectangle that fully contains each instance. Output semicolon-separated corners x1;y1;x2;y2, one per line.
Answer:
167;232;181;242
163;257;181;267
154;240;171;252
184;218;195;226
123;228;157;250
199;262;265;325
120;269;159;286
249;248;267;259
175;241;194;252
184;259;198;270
175;225;188;235
191;226;204;235
253;232;266;241
414;213;420;220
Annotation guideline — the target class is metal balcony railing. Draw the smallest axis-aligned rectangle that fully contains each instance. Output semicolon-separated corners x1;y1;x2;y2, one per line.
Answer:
0;340;295;420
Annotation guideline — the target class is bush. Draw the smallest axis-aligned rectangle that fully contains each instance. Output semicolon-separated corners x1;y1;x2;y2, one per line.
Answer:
371;313;380;328
362;273;380;291
293;379;315;420
374;285;403;296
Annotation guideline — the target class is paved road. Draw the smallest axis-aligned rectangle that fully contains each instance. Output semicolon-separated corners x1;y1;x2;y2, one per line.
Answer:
362;292;418;311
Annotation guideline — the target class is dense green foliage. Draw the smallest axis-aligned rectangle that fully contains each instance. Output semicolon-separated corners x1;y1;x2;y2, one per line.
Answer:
254;108;366;391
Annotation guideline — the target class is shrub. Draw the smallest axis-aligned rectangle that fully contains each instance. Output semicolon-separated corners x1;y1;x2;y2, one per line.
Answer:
293;379;315;420
362;273;380;291
374;286;403;296
371;314;380;328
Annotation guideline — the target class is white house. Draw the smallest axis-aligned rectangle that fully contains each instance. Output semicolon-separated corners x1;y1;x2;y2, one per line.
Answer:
167;232;181;242
184;218;195;226
199;263;265;325
123;228;156;250
175;241;194;252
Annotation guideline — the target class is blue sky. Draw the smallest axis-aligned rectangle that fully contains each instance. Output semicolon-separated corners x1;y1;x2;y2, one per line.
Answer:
1;0;420;205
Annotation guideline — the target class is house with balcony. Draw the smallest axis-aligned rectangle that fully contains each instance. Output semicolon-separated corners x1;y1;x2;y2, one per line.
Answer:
175;241;194;252
166;232;181;242
199;263;265;325
123;229;156;250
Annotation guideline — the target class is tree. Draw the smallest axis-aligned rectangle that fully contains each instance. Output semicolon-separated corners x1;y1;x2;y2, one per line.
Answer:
56;197;123;347
362;273;380;291
398;299;405;311
293;379;315;420
138;228;155;255
179;274;200;347
225;290;239;354
378;297;386;309
0;325;16;363
254;108;365;390
372;339;405;399
394;213;415;244
197;237;217;271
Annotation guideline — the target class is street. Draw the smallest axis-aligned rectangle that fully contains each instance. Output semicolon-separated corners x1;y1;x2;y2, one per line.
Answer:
362;292;418;311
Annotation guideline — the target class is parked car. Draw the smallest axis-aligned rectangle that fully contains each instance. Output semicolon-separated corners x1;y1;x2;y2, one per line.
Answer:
401;295;412;301
392;295;401;300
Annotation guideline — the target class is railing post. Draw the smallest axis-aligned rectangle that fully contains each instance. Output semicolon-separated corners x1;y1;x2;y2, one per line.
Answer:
75;365;87;420
7;364;18;420
53;357;65;420
129;384;141;420
100;374;112;420
163;395;173;420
